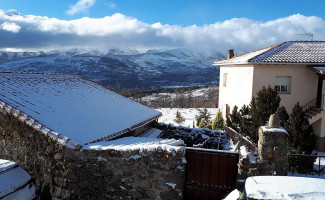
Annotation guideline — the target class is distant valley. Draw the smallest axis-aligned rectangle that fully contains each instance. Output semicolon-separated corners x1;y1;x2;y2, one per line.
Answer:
0;48;224;89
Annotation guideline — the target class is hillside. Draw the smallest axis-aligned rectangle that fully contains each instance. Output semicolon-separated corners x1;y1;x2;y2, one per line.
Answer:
0;48;224;89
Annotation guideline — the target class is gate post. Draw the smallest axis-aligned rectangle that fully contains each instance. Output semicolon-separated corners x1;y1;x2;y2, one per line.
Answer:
257;114;288;175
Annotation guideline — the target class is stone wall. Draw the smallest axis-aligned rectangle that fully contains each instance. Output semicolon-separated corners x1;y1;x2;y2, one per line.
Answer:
0;111;185;199
257;126;288;176
236;115;289;179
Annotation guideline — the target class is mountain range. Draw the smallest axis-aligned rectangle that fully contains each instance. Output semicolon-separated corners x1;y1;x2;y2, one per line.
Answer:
0;48;224;89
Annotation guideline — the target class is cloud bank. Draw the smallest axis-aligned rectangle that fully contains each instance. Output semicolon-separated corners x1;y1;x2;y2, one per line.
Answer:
66;0;96;15
0;9;324;52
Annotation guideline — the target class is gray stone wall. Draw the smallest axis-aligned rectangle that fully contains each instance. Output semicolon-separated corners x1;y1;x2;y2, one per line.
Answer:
257;126;288;176
0;112;185;200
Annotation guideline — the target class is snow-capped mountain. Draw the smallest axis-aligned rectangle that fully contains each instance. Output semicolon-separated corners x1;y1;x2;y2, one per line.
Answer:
0;48;224;88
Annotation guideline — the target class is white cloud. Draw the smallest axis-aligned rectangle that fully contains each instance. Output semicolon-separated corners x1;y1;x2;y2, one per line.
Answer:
0;22;21;33
0;9;324;52
66;0;96;15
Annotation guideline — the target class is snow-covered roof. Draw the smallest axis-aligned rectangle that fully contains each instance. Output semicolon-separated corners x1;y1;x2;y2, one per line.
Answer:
245;176;325;200
0;72;161;149
0;159;36;199
214;41;325;66
0;159;17;173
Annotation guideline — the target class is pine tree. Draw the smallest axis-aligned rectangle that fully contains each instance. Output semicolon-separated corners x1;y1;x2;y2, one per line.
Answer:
195;108;211;127
227;106;241;131
249;86;281;142
276;106;290;129
239;104;254;139
250;86;280;125
198;118;207;128
211;110;225;130
288;103;315;154
174;110;185;125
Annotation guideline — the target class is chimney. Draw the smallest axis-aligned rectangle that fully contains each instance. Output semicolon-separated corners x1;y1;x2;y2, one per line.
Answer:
227;49;234;59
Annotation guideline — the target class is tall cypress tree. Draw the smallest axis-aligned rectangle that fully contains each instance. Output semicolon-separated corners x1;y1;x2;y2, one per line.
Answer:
227;105;241;131
248;86;281;143
276;106;290;129
289;103;315;154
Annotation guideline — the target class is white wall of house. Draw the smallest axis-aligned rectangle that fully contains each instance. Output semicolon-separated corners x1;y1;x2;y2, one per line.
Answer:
218;65;254;117
219;63;324;138
252;64;318;112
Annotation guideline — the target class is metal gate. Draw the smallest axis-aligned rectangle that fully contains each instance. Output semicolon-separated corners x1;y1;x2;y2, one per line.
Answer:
185;147;239;200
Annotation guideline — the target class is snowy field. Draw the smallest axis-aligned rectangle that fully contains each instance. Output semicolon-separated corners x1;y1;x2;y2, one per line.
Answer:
156;108;219;128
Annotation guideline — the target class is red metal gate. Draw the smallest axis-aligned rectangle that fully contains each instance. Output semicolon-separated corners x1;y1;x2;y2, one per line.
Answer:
185;147;239;200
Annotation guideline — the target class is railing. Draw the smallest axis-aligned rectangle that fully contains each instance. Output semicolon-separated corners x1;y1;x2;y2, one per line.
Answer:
288;154;325;176
302;98;317;111
225;126;257;152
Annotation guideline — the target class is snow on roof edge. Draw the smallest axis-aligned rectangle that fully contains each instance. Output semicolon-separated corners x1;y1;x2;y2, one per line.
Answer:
0;99;161;150
0;100;82;150
85;114;162;145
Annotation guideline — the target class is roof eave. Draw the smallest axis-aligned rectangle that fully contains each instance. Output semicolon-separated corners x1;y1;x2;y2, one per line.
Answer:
251;62;325;65
213;62;251;66
214;61;325;66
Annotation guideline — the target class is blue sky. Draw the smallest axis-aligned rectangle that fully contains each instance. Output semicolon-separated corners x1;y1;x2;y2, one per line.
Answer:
1;0;325;25
0;0;324;51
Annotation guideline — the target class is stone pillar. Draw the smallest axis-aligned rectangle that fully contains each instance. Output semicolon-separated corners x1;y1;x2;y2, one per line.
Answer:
257;114;288;175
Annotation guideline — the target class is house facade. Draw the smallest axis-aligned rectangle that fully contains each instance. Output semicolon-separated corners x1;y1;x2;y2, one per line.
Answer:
214;41;325;151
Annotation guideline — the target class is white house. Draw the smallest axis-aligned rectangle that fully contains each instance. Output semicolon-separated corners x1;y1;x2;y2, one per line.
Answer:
214;41;325;151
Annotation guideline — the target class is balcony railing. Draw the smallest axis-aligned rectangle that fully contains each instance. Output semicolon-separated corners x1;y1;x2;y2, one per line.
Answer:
302;98;318;111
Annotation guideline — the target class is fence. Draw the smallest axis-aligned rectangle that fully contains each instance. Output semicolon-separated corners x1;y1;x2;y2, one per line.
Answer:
288;154;325;175
224;126;257;152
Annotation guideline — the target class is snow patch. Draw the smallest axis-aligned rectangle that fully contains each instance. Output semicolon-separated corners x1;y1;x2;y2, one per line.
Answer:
83;136;184;153
246;176;325;199
165;182;176;189
240;146;257;163
261;126;288;134
157;108;219;127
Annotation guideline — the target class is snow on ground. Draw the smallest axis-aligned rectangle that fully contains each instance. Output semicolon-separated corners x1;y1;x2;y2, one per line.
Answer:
156;108;219;127
83;136;184;152
223;189;240;200
245;176;325;200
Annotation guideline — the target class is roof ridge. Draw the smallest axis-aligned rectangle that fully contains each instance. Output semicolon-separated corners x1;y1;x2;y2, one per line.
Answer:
247;42;286;62
213;42;286;65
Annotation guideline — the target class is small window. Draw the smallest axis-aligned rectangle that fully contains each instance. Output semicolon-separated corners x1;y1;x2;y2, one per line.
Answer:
223;73;228;87
275;76;291;94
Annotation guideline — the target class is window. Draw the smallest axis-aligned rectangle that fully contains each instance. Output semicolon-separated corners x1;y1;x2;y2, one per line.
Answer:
275;76;291;93
223;73;228;87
